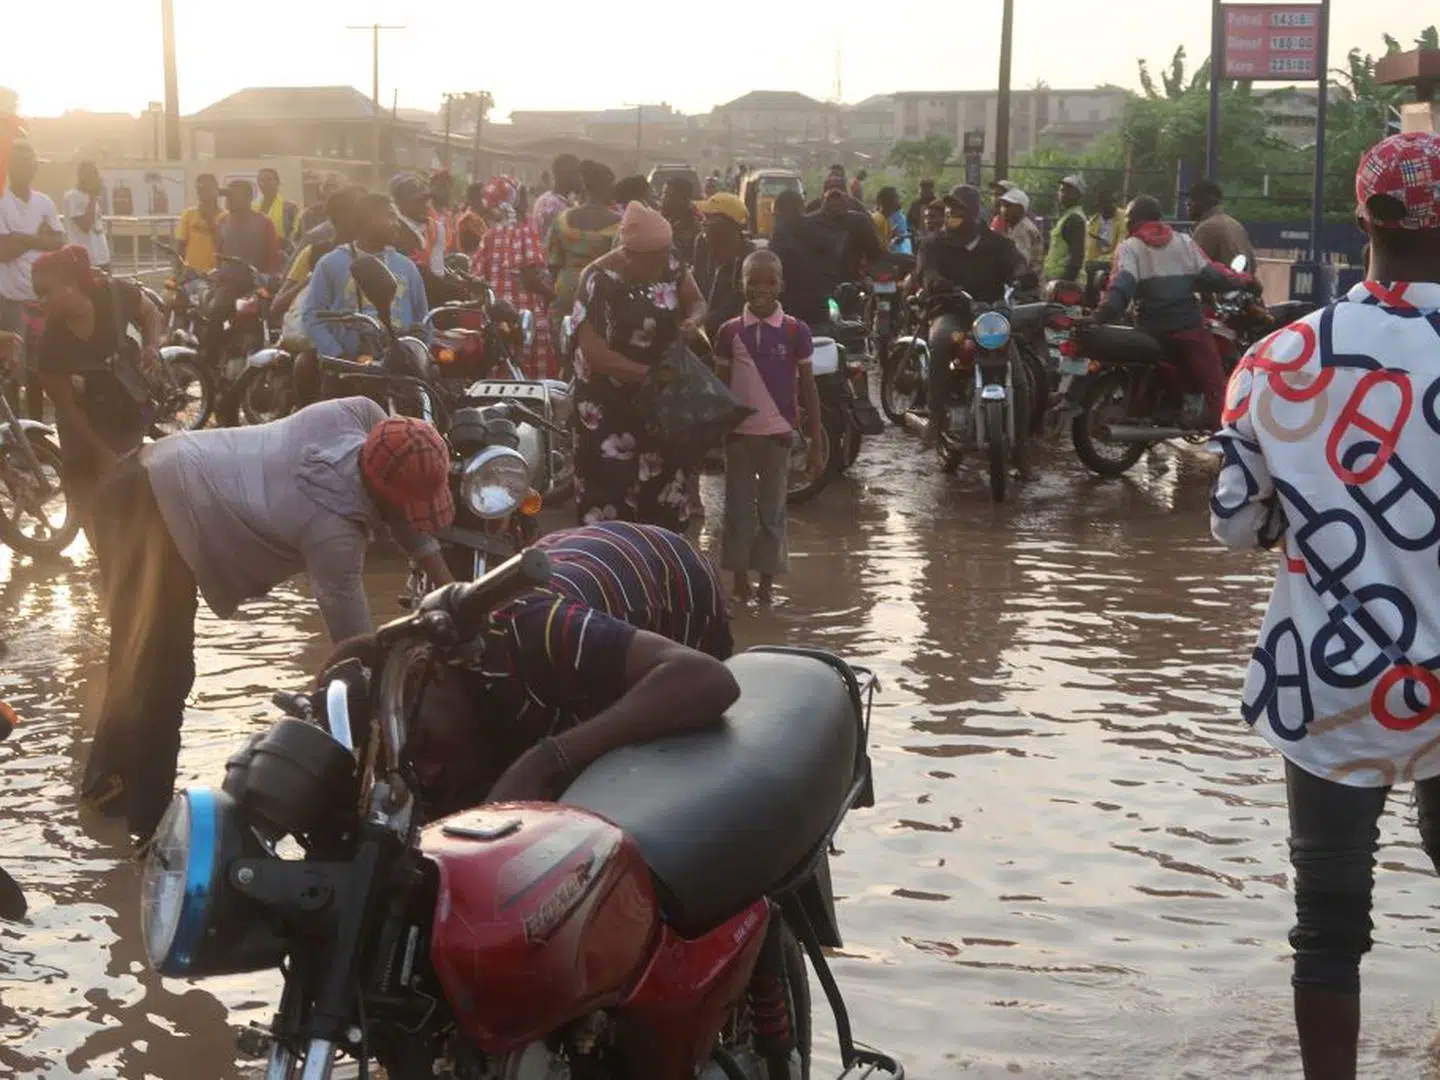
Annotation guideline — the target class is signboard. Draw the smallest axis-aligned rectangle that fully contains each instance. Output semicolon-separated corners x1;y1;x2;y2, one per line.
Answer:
962;130;986;155
98;167;186;217
962;128;984;186
1221;4;1323;81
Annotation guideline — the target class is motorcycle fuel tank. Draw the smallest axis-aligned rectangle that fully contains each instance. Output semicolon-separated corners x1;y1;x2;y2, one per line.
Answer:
422;804;660;1053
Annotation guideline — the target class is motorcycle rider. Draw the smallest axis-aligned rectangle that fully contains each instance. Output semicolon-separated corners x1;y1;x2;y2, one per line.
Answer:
391;172;463;304
1187;179;1256;271
873;186;913;255
1046;175;1088;285
807;184;886;294
1091;194;1253;429
316;521;738;814
910;185;1031;448
301;194;431;366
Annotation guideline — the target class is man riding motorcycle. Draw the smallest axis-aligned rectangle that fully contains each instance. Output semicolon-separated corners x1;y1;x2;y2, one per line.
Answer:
1090;194;1254;430
315;521;737;818
909;185;1033;447
300;194;431;368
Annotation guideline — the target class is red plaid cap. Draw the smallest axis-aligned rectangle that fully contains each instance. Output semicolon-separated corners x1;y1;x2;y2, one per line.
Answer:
359;416;455;534
1356;131;1440;231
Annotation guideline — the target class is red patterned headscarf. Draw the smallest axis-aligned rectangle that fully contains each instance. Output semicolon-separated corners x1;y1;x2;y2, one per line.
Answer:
31;244;96;290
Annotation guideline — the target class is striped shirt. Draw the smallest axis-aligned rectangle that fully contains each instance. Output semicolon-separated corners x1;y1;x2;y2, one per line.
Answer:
478;522;732;756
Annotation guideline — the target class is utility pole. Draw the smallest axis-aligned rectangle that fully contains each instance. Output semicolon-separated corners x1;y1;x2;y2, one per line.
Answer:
441;94;454;171
1206;0;1223;180
624;103;646;172
469;92;491;182
995;0;1015;182
347;23;404;180
159;0;181;159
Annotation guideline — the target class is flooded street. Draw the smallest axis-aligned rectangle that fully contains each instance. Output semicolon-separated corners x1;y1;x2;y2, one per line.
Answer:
4;426;1440;1080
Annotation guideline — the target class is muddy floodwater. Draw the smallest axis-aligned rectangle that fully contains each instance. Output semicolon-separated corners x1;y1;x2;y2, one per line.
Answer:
4;427;1440;1080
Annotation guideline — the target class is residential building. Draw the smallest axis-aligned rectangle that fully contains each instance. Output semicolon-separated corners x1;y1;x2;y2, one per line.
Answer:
891;87;1128;157
710;91;842;141
1254;86;1350;146
185;85;430;170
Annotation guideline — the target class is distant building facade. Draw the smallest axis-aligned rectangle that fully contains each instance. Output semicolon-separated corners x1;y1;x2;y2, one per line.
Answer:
892;87;1128;156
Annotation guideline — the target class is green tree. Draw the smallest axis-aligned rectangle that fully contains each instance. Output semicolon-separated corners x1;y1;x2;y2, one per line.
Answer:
888;135;954;182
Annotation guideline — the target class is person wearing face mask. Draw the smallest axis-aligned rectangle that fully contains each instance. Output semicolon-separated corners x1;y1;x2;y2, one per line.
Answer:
910;185;1030;447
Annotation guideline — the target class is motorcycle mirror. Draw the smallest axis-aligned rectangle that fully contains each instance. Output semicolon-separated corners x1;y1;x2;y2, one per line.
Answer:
350;254;399;330
1229;254;1250;274
444;253;471;276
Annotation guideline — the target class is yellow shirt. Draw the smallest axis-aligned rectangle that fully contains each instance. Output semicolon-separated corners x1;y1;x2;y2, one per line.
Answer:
176;206;220;272
286;244;315;285
872;210;891;248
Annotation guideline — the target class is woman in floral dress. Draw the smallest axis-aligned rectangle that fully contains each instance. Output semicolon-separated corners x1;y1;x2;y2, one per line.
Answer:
571;201;708;530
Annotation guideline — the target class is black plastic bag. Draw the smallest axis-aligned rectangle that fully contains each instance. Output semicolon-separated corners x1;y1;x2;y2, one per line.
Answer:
638;340;754;450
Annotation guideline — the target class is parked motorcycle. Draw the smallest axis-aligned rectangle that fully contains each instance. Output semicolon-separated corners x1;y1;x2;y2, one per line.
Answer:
0;370;77;559
196;256;282;425
139;550;903;1080
153;239;209;348
788;320;884;506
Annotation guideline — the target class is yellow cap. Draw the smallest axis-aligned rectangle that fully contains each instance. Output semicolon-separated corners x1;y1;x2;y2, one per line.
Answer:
697;192;748;229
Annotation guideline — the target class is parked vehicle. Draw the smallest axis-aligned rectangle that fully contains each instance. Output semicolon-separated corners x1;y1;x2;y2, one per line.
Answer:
647;163;704;199
738;169;804;239
140;550;902;1080
0;389;75;559
867;256;914;366
195;256;282;425
788;321;884;506
153;239;208;347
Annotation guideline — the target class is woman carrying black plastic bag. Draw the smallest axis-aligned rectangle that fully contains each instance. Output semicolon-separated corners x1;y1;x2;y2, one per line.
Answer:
571;202;709;531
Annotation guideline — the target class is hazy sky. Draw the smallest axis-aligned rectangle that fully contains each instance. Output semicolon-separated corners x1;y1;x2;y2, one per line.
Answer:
7;0;1432;120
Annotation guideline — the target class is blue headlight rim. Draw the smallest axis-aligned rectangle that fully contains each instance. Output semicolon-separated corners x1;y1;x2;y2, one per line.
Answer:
165;787;219;976
972;311;1012;351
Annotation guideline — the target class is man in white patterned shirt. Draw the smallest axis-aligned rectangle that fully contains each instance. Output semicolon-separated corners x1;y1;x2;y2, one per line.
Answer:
1211;131;1440;1080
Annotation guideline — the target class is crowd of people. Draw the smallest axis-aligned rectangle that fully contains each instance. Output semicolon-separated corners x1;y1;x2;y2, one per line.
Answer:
6;103;1440;1079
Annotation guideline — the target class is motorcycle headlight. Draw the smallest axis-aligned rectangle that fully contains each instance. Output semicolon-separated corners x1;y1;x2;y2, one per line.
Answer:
972;311;1011;351
519;310;535;349
141;787;287;978
460;446;530;520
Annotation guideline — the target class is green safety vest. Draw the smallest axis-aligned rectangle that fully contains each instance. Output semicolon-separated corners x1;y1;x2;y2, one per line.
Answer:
1045;205;1087;282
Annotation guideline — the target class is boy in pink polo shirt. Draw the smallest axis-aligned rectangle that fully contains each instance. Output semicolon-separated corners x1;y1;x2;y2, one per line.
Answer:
713;250;823;605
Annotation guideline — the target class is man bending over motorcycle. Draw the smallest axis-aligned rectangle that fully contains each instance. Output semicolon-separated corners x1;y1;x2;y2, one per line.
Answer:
910;185;1032;447
1092;194;1253;429
315;521;738;816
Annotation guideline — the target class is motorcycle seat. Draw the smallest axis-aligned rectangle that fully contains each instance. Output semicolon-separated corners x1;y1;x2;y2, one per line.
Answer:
561;649;861;937
1075;323;1166;365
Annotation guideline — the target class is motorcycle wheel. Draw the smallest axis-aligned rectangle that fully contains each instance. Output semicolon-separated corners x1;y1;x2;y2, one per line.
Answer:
880;342;922;425
0;435;79;559
151;356;214;437
787;405;841;506
844;428;862;469
984;400;1008;503
235;363;295;426
1072;367;1150;478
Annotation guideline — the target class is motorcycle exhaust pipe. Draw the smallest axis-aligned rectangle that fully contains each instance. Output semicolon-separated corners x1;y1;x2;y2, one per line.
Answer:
1101;423;1189;443
901;412;929;438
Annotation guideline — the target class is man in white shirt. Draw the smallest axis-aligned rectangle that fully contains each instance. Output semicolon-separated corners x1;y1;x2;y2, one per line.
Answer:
0;141;63;417
1211;131;1440;1080
62;160;110;270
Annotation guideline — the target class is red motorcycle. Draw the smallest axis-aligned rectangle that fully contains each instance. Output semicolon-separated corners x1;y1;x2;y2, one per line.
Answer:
140;552;902;1080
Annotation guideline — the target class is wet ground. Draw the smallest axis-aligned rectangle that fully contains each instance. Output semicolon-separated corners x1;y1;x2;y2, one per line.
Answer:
3;425;1440;1079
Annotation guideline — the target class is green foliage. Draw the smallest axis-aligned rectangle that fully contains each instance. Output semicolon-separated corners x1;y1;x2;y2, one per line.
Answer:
1006;24;1435;223
888;136;954;182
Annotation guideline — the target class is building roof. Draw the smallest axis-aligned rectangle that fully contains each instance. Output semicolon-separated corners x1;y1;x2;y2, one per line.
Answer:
714;91;836;113
186;86;418;127
849;94;894;113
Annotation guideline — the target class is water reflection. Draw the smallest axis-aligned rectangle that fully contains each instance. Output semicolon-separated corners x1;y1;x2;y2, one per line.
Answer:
2;434;1440;1078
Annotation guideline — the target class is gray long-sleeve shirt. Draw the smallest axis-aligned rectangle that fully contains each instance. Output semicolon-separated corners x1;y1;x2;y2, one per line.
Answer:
141;397;440;642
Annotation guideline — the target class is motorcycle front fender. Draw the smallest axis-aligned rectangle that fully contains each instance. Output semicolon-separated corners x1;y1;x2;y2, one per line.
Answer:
245;347;292;370
0;418;57;444
160;344;200;365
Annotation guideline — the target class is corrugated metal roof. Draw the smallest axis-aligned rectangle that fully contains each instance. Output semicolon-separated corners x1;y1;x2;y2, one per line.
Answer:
187;86;418;126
